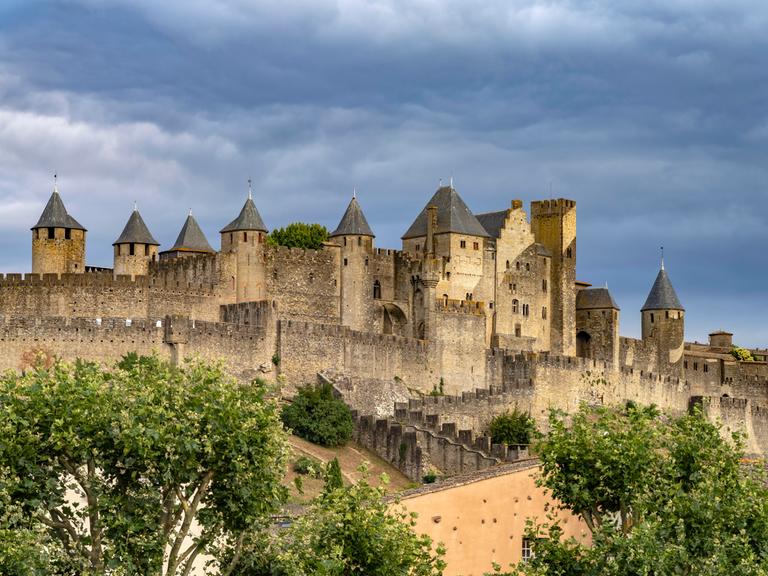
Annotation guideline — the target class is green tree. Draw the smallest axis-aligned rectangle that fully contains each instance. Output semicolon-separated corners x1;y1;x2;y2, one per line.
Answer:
324;458;344;492
281;383;354;447
234;467;446;576
0;355;289;575
488;409;537;445
267;222;329;250
489;403;768;576
731;346;755;362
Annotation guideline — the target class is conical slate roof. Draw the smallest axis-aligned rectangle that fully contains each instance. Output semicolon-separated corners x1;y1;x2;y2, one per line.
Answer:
167;214;214;253
402;186;490;239
220;197;267;233
576;287;620;310
330;196;374;238
32;190;86;231
113;208;159;246
641;268;684;311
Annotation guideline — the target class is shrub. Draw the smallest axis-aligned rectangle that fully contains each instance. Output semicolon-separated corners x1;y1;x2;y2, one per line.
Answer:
281;383;354;447
489;409;537;445
730;346;755;362
422;469;438;484
293;455;323;477
267;222;329;250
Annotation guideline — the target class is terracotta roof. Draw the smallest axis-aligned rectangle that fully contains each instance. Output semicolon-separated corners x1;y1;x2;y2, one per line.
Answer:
402;186;490;239
576;287;620;310
220;197;267;233
641;268;684;311
32;190;85;231
330;196;374;237
113;209;159;246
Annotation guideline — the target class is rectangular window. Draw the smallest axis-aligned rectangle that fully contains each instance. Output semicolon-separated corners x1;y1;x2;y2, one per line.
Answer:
129;243;135;256
343;258;348;266
473;242;479;250
244;232;248;242
48;227;55;239
144;245;149;256
65;228;71;240
542;279;547;293
460;240;466;248
542;307;547;319
522;538;533;562
704;364;709;373
515;324;521;337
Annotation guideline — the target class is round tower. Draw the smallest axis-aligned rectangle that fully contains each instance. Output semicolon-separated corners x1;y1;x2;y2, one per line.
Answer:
219;181;268;302
330;193;375;330
113;204;160;278
575;286;620;366
31;176;87;275
641;258;685;376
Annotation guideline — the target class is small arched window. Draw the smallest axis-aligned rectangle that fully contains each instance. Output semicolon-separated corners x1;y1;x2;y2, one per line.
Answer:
506;260;510;269
373;280;381;299
516;261;520;270
525;262;530;271
512;299;519;314
358;237;362;246
650;313;655;323
244;232;248;242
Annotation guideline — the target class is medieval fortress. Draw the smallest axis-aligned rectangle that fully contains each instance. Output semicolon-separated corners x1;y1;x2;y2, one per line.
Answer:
2;181;767;478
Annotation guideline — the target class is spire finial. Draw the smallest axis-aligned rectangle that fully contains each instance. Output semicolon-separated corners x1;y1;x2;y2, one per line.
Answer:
353;186;356;199
660;246;665;271
134;200;138;212
53;172;58;194
439;177;443;188
189;208;193;217
248;178;252;200
450;175;454;188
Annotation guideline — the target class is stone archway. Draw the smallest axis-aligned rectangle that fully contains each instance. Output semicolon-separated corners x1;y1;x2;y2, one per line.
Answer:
576;331;592;359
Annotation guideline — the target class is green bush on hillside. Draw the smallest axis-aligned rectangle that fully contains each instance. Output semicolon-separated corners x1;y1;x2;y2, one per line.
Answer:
489;409;537;445
281;383;354;447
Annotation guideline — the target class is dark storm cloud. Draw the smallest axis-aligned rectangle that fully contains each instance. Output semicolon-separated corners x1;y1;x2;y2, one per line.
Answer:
0;0;766;345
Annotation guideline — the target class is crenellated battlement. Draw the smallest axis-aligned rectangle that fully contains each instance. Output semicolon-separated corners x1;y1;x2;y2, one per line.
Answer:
280;319;427;352
437;298;485;315
530;198;576;216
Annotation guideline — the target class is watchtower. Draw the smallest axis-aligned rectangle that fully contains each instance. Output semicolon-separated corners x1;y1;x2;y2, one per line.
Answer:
31;176;86;275
641;259;685;376
220;181;268;302
329;193;375;330
113;205;159;277
531;199;576;356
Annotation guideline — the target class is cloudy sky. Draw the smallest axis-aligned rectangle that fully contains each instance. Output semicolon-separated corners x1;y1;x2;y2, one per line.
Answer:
0;0;766;346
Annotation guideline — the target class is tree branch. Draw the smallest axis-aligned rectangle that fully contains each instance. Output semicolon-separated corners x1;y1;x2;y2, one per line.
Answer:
166;470;215;576
221;532;247;576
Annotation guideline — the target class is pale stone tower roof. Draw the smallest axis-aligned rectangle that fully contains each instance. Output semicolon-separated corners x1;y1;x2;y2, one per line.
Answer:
330;196;374;238
402;185;490;240
220;197;267;233
32;189;86;231
168;213;214;253
113;208;159;246
642;268;684;311
576;287;620;310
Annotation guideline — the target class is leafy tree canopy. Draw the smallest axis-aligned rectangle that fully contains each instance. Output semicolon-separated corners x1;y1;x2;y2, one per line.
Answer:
0;354;289;575
731;346;755;362
267;222;329;250
281;383;354;447
488;409;537;445
232;467;446;576
490;402;768;576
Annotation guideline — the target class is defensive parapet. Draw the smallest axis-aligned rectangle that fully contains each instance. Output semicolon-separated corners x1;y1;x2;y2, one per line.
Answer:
436;298;485;315
352;410;527;481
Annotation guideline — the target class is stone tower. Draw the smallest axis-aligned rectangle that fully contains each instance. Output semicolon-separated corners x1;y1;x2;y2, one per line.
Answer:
31;177;86;275
330;194;374;330
531;199;576;356
113;205;159;278
159;212;215;261
220;184;269;302
575;287;620;366
641;261;685;376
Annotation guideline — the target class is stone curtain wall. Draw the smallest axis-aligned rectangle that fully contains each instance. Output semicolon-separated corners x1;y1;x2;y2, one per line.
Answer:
0;273;219;321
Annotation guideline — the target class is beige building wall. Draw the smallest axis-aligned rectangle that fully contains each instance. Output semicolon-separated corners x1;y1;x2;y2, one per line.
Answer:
32;227;86;274
398;461;590;576
113;242;158;278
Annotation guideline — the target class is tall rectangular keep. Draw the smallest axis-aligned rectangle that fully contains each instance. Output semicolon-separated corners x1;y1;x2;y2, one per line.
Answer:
531;199;576;356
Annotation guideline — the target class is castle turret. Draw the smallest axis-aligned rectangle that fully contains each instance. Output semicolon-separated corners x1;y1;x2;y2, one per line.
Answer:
531;199;576;356
31;176;87;275
330;193;375;330
576;286;620;366
220;182;268;302
402;184;490;303
641;259;685;375
113;205;159;278
159;211;215;261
